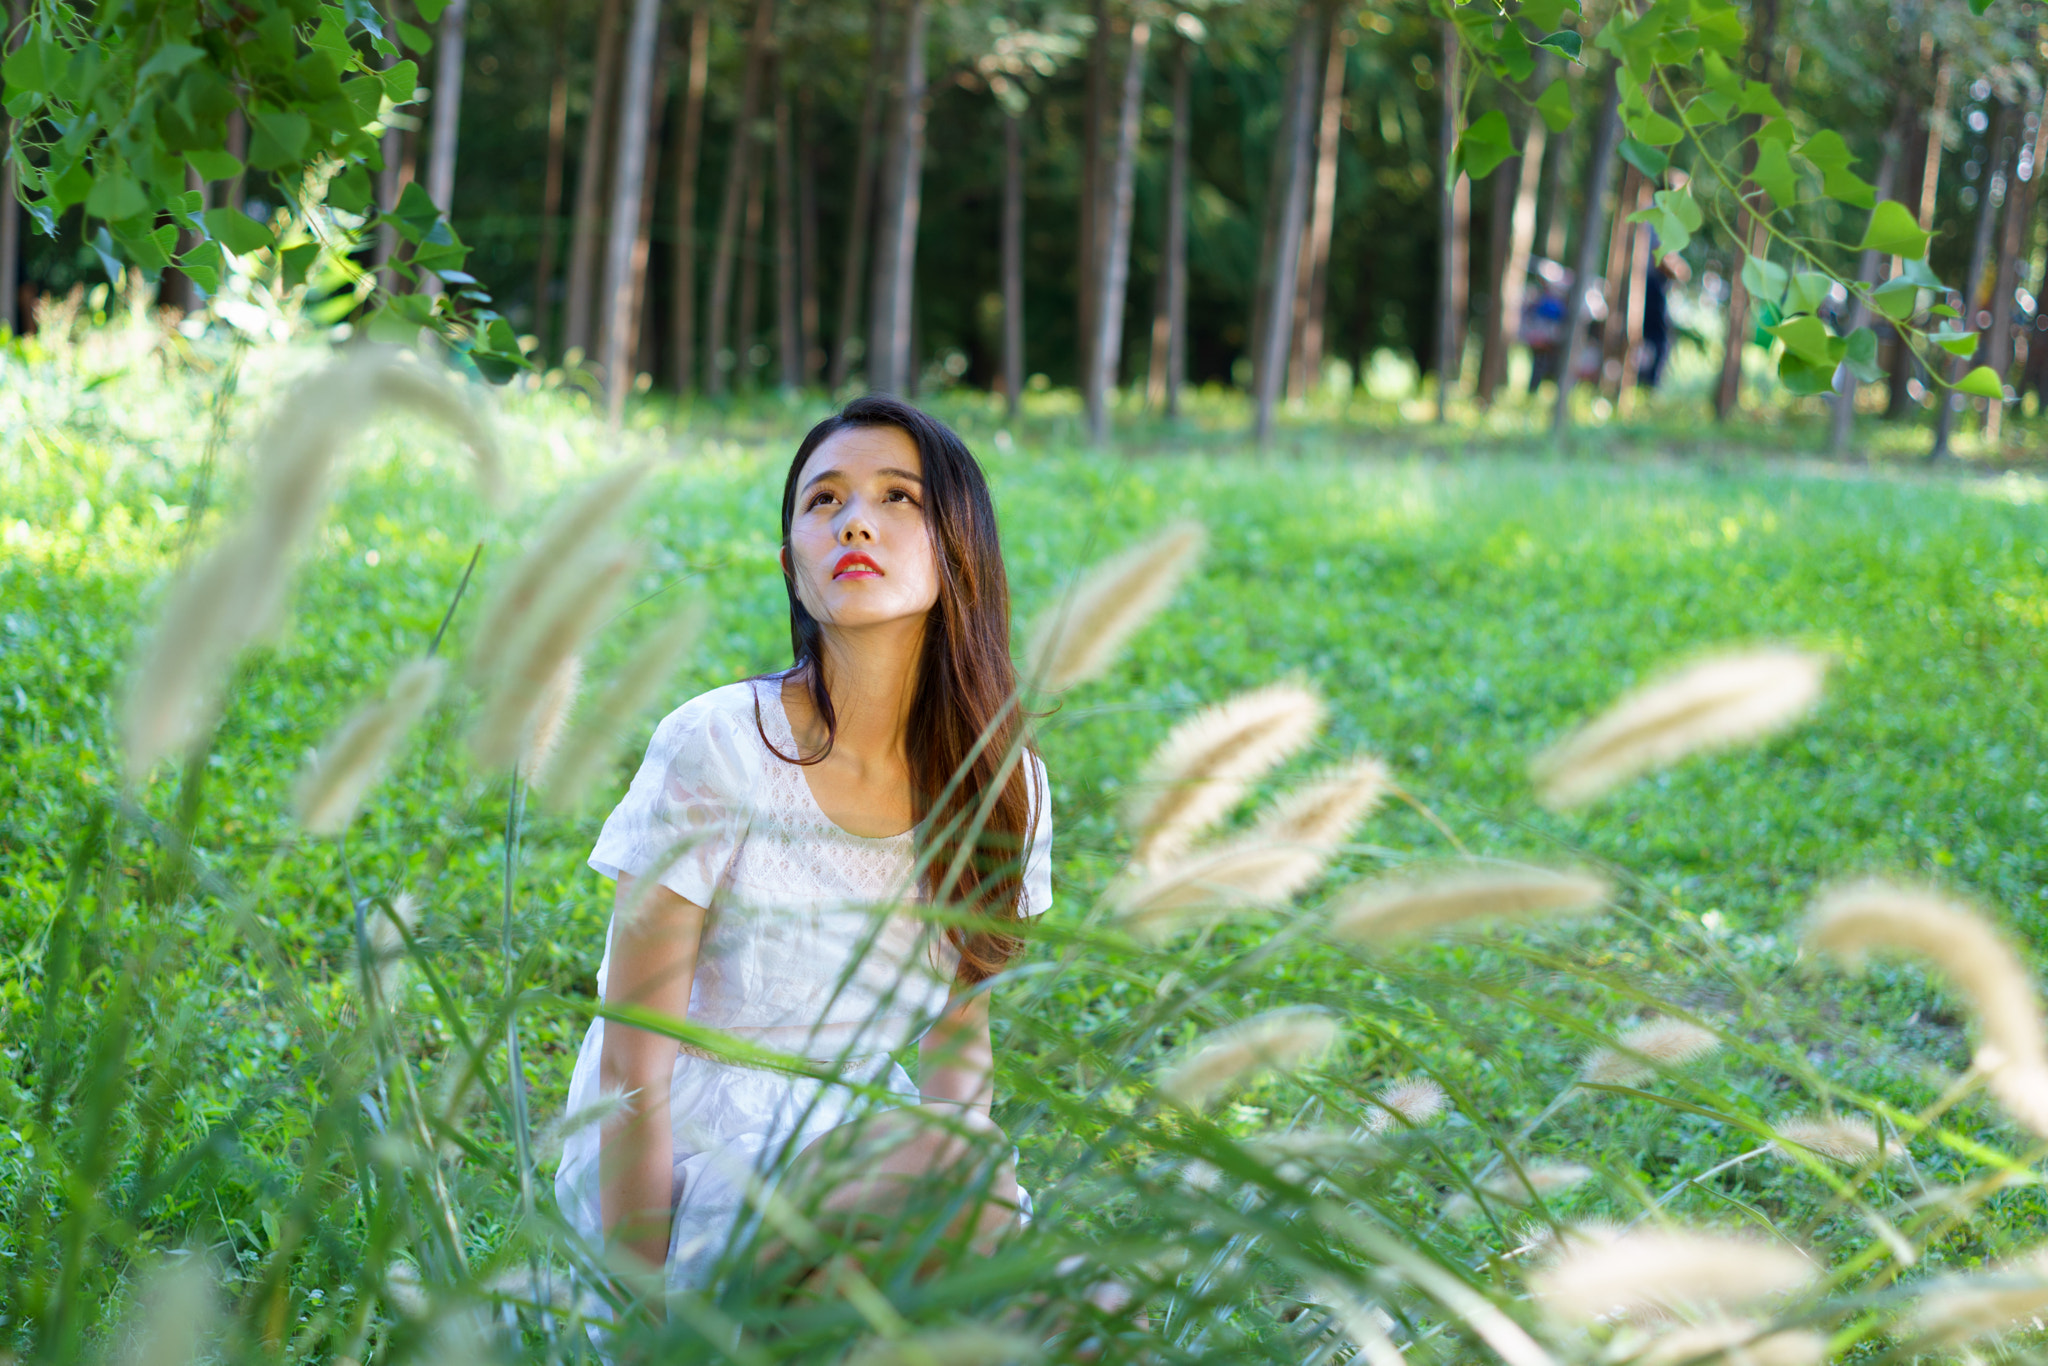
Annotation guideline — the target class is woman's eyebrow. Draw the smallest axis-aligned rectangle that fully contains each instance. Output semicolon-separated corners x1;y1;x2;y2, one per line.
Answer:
801;466;923;493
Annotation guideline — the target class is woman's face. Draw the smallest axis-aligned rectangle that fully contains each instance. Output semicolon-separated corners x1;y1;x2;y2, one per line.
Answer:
785;425;940;633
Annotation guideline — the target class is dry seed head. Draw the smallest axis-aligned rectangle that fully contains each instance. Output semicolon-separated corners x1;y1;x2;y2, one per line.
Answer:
471;547;638;769
294;658;447;835
466;459;652;683
1024;520;1204;693
123;528;268;779
1632;1321;1828;1366
538;600;708;813
1125;681;1324;868
519;653;584;785
1912;1247;2048;1346
1328;865;1610;942
1366;1075;1448;1133
1770;1114;1893;1167
1307;1278;1408;1366
371;364;504;506
1114;838;1339;940
365;891;422;1002
1158;1006;1341;1110
1530;1229;1818;1324
1251;754;1391;851
1582;1018;1723;1088
1531;647;1827;809
1244;1127;1384;1182
844;1326;1043;1366
117;1254;215;1366
1446;1163;1593;1221
1805;880;2048;1135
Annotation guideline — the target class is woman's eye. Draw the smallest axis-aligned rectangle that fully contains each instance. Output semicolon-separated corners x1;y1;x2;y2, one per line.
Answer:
807;492;837;509
886;488;918;504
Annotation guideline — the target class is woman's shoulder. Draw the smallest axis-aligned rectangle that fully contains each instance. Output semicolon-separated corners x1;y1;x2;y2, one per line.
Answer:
645;678;774;769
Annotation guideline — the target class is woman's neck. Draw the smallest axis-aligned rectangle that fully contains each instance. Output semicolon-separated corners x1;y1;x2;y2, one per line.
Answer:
792;619;925;765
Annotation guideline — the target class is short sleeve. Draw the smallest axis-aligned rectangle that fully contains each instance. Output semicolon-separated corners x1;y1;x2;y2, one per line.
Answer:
1020;752;1054;917
588;692;751;909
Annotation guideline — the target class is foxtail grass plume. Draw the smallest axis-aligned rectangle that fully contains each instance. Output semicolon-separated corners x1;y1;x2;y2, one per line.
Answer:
1244;1128;1384;1180
1158;1006;1342;1110
1114;838;1340;940
293;658;447;835
1804;880;2048;1136
471;547;638;769
1581;1018;1722;1088
1912;1247;2048;1346
1365;1075;1448;1133
1632;1321;1827;1366
116;1253;215;1366
365;891;422;1002
1531;647;1827;809
1024;520;1204;692
466;459;652;683
1251;754;1391;851
123;527;267;780
1124;682;1324;868
1329;865;1609;943
1308;1279;1408;1366
535;1087;632;1162
1531;1228;1818;1324
1770;1114;1893;1166
519;654;584;785
538;601;709;812
372;364;505;506
1446;1163;1592;1221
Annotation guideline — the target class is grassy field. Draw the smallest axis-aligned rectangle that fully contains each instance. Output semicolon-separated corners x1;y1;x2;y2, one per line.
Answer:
5;308;2048;1359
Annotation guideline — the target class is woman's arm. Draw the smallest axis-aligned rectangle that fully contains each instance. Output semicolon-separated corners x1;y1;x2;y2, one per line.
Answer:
918;987;996;1120
598;873;707;1270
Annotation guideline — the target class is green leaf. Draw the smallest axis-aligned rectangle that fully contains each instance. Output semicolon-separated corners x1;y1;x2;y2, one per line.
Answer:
1776;350;1836;396
1929;325;1978;357
1842;326;1884;383
1690;0;1745;55
366;302;425;344
1930;303;1959;318
1787;271;1834;315
379;59;420;103
1870;276;1921;321
1955;365;2005;398
1739;255;1787;307
1627;107;1684;146
1799;130;1875;209
1682;90;1736;126
1;37;54;93
1520;0;1578;29
187;149;244;182
397;19;433;51
1620;139;1669;178
1456;110;1517;180
414;0;451;21
1737;81;1786;118
248;106;311;170
1755;117;1795;145
1535;79;1573;133
178;239;223;296
1491;23;1536;82
137;42;205;81
392;180;442;239
1769;314;1836;364
1629;187;1704;257
1701;52;1740;97
1752;139;1797;207
84;172;148;222
1856;200;1930;259
203;206;277;255
1533;30;1582;60
1900;257;1944;289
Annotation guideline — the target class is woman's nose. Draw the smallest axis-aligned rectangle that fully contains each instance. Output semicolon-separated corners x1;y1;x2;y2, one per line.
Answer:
837;507;875;542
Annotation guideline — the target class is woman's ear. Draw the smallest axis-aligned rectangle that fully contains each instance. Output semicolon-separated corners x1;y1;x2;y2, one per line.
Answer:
779;545;791;578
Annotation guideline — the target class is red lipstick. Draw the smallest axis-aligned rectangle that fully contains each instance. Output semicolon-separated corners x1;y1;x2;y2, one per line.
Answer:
832;551;883;579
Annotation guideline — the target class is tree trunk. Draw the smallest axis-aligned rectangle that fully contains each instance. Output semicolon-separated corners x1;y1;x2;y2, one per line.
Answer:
1479;97;1547;404
828;0;893;392
1077;0;1109;400
1251;3;1319;445
1934;98;2011;460
1002;104;1026;420
1600;164;1643;393
1537;103;1569;262
598;0;662;422
705;0;775;396
670;4;710;393
867;0;928;394
1085;17;1150;444
531;37;571;355
627;14;671;383
1434;15;1468;421
565;0;624;360
774;82;803;392
796;88;822;384
1614;173;1652;417
1551;69;1624;434
1828;102;1908;456
736;105;768;391
1713;0;1780;421
1982;85;2048;443
1473;130;1519;405
1290;3;1346;402
419;0;470;295
1146;34;1190;417
1248;19;1304;406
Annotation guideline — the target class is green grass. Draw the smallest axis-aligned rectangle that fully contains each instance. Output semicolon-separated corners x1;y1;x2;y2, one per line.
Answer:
6;312;2048;1361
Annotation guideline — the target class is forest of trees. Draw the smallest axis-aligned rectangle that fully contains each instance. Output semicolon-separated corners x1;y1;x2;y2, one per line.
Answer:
7;0;2048;447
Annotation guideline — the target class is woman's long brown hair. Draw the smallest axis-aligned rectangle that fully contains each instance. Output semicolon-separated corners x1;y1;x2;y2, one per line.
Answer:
761;395;1034;983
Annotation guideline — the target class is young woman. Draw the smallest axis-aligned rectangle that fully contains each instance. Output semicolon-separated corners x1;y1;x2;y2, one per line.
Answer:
553;395;1051;1293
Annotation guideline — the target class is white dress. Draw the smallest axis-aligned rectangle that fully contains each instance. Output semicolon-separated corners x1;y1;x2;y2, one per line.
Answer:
553;677;1053;1292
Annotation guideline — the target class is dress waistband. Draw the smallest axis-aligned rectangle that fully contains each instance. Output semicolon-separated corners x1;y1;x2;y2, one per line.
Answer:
675;1039;872;1072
